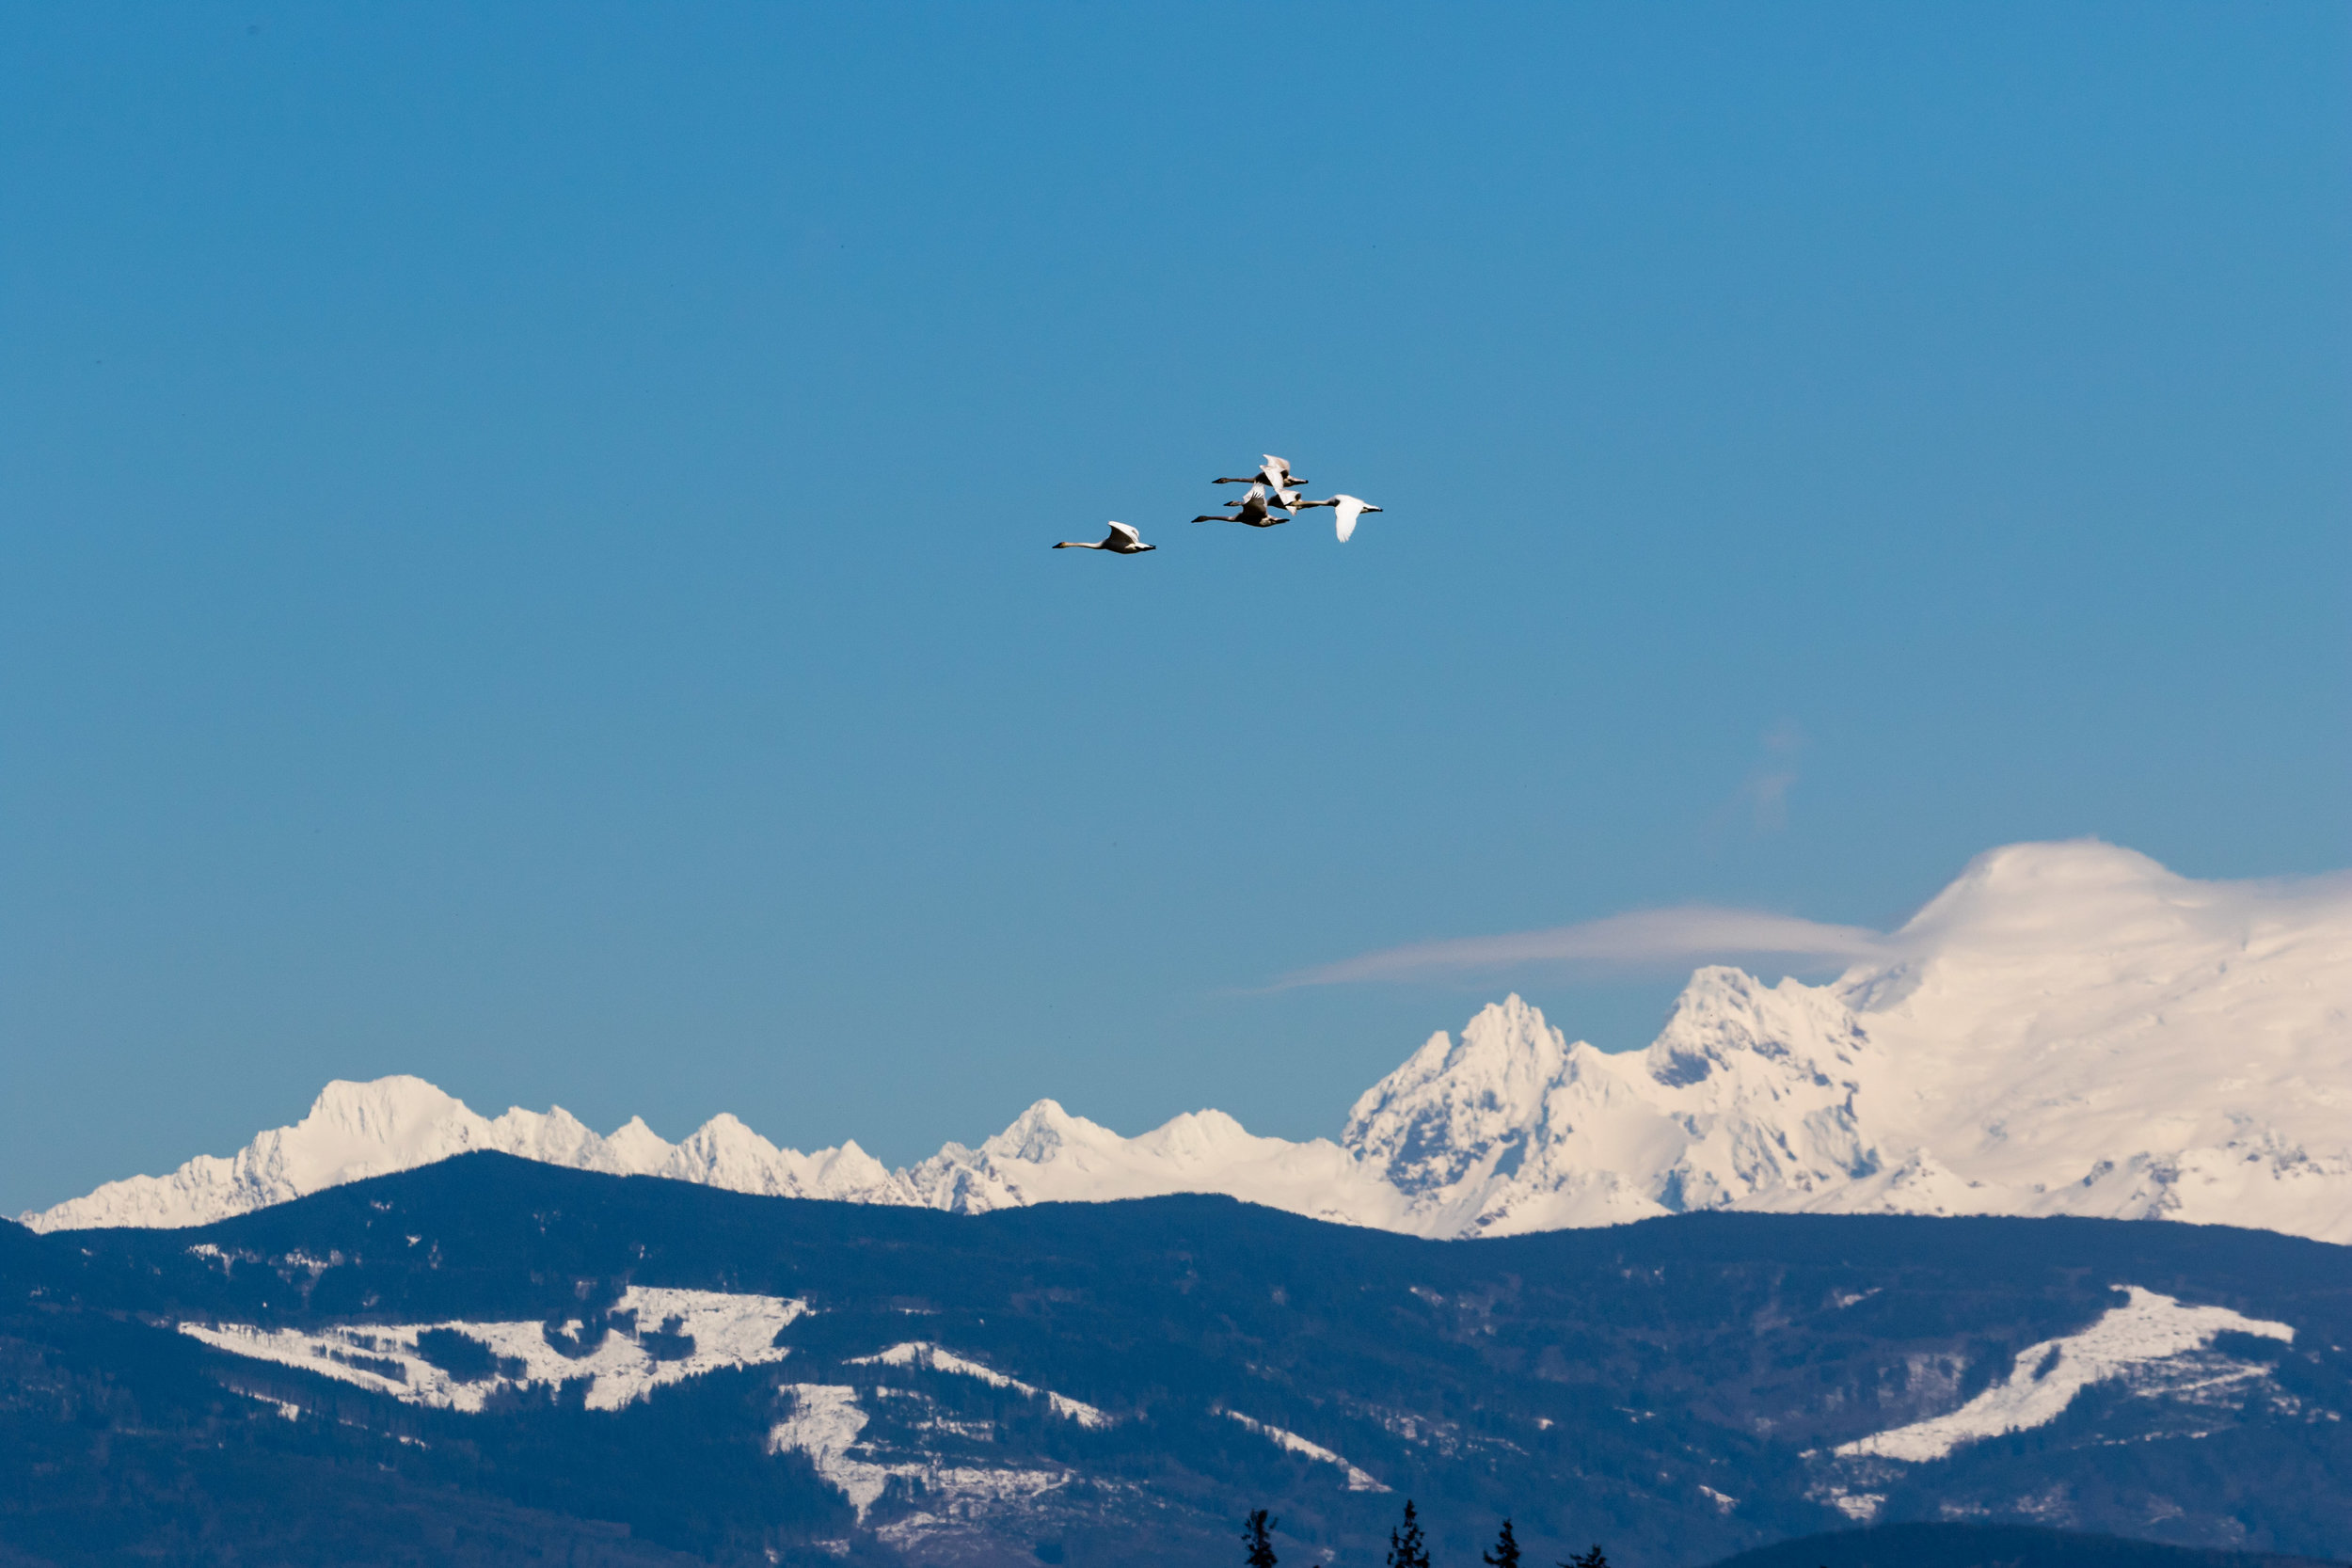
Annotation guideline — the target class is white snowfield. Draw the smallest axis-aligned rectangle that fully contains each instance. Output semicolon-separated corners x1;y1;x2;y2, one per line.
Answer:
847;1341;1111;1428
1222;1409;1390;1492
767;1384;1073;1522
27;841;2352;1245
1836;1286;2295;1462
769;1385;893;1515
179;1286;806;1413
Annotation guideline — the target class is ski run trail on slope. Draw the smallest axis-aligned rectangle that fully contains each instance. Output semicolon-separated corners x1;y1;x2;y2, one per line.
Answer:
179;1286;806;1413
1835;1286;2295;1463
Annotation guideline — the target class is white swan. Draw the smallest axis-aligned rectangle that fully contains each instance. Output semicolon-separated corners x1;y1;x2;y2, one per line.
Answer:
1192;484;1285;529
1295;494;1383;542
1212;454;1309;492
1053;521;1156;554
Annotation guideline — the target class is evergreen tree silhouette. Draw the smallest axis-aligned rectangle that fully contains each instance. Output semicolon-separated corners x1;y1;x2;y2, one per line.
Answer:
1559;1546;1609;1568
1388;1500;1430;1568
1243;1510;1279;1568
1483;1519;1520;1568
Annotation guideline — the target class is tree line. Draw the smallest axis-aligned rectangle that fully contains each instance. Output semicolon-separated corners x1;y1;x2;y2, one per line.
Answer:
1243;1503;1608;1568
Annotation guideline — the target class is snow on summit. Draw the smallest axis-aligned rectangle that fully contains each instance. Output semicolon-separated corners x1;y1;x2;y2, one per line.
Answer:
1339;840;2352;1239
25;841;2352;1243
28;1078;905;1232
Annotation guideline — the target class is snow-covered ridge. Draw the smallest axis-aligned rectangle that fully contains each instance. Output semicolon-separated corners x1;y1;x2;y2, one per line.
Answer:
848;1341;1110;1428
24;841;2352;1244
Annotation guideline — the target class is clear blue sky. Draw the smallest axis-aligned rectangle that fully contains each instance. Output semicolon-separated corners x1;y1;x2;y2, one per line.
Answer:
4;3;2346;1213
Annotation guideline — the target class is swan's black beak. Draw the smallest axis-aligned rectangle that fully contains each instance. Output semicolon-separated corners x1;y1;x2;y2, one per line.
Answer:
1365;505;1384;513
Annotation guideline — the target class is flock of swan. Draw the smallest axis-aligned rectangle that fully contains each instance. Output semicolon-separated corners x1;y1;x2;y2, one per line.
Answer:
1053;454;1383;556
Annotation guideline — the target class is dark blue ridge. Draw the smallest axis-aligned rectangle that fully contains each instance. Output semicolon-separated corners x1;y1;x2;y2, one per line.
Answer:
4;1151;2350;1568
1701;1521;2345;1568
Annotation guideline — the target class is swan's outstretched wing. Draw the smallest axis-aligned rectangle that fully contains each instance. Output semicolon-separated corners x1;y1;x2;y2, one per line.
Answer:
1332;496;1364;542
1104;520;1142;547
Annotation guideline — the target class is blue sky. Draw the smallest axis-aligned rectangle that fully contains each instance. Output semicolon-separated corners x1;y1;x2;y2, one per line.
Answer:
3;3;2346;1212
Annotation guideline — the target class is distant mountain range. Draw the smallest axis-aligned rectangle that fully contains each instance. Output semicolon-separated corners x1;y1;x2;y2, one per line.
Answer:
30;840;2352;1244
6;1155;2351;1567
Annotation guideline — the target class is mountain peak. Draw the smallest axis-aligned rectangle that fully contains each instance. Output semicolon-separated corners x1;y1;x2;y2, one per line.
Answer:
1343;993;1570;1196
310;1073;459;1113
22;841;2351;1248
1897;838;2191;952
985;1099;1089;1164
600;1116;675;1174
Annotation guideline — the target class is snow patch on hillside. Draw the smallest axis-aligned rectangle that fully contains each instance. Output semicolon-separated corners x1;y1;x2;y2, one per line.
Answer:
1836;1287;2294;1462
1223;1409;1390;1492
766;1385;1076;1523
770;1386;892;1515
179;1286;806;1412
848;1341;1110;1427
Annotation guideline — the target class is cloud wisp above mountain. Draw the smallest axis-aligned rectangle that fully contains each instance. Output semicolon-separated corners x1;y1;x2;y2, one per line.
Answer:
1273;904;1895;988
1276;846;2352;990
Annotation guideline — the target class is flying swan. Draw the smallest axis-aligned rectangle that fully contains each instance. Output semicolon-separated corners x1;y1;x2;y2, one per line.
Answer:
1193;484;1285;529
1295;494;1383;542
1212;454;1309;493
1053;521;1157;554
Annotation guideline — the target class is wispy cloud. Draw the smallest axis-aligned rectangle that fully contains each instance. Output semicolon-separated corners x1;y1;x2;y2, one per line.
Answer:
1272;905;1893;990
1706;720;1805;839
1745;720;1804;832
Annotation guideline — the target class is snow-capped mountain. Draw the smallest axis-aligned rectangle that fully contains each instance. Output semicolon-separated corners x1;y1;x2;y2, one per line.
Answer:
24;840;2352;1243
24;1079;910;1232
1346;839;2352;1239
898;1101;1409;1227
23;1080;1408;1235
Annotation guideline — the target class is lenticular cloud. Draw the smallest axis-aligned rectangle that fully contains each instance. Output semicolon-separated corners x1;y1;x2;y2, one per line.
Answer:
1274;905;1893;989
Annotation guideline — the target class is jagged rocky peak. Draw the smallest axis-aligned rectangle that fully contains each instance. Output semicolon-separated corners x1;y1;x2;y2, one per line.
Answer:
990;1099;1087;1164
601;1111;907;1202
1343;994;1572;1195
662;1114;802;1190
801;1138;897;1191
599;1116;676;1174
1642;965;1868;1089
